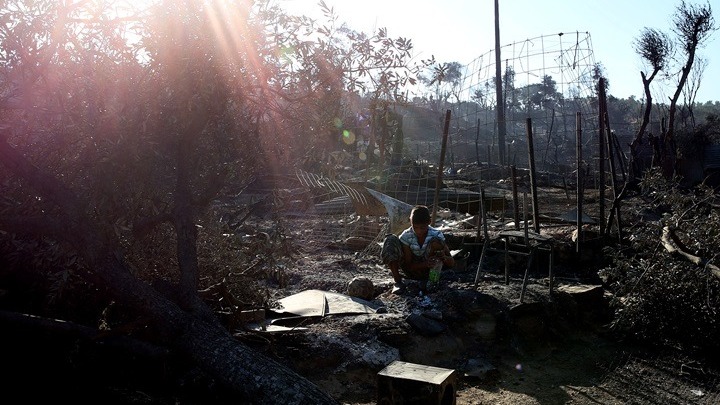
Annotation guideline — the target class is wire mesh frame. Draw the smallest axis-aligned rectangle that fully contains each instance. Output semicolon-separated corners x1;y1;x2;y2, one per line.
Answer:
444;32;602;172
283;32;613;267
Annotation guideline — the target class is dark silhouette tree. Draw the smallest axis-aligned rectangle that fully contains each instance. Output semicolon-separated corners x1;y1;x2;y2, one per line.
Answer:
420;60;463;111
0;0;422;402
631;27;672;180
665;0;716;176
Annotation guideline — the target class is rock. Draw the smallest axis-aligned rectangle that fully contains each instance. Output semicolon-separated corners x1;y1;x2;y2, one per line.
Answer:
463;358;499;381
347;277;375;300
405;313;447;336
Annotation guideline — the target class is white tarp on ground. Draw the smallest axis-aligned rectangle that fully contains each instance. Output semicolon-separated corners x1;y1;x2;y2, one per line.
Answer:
272;289;377;318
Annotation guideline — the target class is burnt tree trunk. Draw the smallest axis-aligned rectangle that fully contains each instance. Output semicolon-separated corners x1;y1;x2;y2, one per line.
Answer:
629;69;658;185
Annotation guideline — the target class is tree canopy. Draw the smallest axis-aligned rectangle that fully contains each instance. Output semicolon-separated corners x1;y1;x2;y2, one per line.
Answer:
0;0;425;402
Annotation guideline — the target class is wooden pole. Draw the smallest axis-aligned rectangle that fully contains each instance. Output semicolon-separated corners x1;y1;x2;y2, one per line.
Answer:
603;111;623;241
519;246;537;303
525;118;540;233
474;237;489;288
494;0;506;166
511;165;520;230
432;109;452;224
611;131;628;182
597;78;607;238
475;119;481;165
548;246;554;299
576;112;583;254
504;237;510;285
480;185;489;240
473;184;489;288
523;191;529;243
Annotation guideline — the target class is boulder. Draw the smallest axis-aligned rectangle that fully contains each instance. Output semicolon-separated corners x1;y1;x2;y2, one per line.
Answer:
347;277;375;300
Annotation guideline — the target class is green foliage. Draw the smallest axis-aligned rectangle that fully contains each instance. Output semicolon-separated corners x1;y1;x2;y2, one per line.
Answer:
600;169;720;354
0;0;427;320
634;28;673;72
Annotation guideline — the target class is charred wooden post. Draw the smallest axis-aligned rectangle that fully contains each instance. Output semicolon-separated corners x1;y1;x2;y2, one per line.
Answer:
432;109;451;224
519;246;538;303
576;112;583;255
494;0;506;166
504;237;510;285
598;78;607;239
475;118;481;165
523;192;529;243
525;118;540;233
473;184;490;288
603;110;623;242
511;165;520;230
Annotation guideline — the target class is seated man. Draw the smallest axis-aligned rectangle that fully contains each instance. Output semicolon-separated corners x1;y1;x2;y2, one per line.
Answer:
381;205;454;294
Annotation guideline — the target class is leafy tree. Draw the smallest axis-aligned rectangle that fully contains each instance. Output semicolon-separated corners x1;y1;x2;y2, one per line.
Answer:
471;79;495;109
502;65;520;114
0;0;413;402
628;1;716;180
520;75;561;111
419;60;463;111
666;0;717;145
0;0;428;400
287;1;425;172
631;27;672;180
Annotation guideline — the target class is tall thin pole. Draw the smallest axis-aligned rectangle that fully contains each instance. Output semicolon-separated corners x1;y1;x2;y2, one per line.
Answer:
604;111;623;241
432;109;452;224
475;118;481;165
494;0;506;166
575;112;583;254
525;118;540;233
597;78;607;238
511;165;520;230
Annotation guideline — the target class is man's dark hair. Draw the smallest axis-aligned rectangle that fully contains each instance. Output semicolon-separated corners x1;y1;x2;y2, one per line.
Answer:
410;205;431;225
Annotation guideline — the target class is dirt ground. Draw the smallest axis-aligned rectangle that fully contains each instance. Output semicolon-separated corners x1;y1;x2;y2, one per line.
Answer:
8;179;719;404
253;236;720;405
247;237;618;405
236;184;720;405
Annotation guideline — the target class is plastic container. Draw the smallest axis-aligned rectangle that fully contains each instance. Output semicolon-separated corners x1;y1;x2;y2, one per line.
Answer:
429;263;442;282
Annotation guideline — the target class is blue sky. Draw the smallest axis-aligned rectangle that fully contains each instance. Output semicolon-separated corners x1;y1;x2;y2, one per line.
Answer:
280;0;720;103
